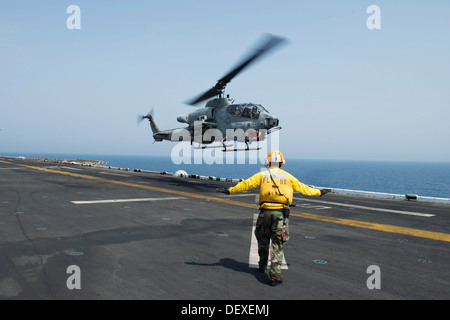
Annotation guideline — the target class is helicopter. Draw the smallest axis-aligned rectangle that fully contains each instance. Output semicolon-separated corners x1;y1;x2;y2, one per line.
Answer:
138;34;287;152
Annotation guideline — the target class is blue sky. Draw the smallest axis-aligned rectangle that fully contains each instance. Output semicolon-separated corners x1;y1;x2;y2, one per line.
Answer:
1;1;449;161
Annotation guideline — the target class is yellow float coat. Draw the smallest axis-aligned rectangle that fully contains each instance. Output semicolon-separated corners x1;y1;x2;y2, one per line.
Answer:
229;167;321;210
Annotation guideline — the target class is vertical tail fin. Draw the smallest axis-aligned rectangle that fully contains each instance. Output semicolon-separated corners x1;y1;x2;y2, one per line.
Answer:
137;108;160;134
137;108;167;142
145;115;160;134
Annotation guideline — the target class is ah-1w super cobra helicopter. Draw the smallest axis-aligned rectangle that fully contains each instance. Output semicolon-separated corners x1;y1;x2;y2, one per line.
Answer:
138;34;287;151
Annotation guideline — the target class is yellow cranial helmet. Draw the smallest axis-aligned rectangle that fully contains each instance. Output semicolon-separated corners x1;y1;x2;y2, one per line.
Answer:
265;150;285;167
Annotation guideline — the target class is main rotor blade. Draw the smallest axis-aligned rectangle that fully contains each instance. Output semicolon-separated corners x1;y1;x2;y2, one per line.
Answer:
219;34;287;86
186;87;223;106
186;34;287;105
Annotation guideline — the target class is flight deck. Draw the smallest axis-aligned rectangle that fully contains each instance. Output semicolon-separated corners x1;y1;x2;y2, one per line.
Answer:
0;156;449;300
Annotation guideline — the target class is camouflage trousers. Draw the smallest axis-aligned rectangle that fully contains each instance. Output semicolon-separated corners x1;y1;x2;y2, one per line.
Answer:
255;209;290;281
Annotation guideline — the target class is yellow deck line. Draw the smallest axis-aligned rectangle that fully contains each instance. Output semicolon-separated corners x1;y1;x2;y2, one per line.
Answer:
290;211;450;242
2;159;450;243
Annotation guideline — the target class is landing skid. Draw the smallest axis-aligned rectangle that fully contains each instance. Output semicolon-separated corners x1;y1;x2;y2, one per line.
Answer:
194;141;261;152
221;147;261;152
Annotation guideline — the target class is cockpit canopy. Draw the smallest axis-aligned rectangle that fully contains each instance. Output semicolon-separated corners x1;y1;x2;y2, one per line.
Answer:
226;103;268;119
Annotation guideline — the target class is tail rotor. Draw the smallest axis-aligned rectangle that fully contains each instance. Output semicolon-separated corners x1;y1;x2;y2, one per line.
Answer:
137;108;154;126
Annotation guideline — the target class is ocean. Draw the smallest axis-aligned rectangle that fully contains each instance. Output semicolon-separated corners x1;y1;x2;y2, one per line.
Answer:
2;152;450;199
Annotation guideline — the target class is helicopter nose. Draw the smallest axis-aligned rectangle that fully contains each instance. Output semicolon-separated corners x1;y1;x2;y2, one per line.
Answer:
263;114;279;128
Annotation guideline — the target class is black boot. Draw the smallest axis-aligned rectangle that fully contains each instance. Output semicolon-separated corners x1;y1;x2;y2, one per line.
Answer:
270;277;283;287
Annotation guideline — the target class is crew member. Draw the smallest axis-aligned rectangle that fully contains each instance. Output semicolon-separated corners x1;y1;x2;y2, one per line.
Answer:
219;151;330;286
